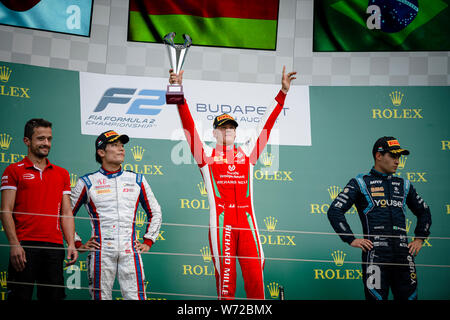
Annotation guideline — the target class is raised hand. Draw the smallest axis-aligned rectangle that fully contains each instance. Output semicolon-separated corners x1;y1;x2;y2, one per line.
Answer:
169;69;184;85
281;66;297;94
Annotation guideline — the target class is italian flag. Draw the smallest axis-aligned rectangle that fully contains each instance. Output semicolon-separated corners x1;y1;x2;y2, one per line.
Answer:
128;0;279;50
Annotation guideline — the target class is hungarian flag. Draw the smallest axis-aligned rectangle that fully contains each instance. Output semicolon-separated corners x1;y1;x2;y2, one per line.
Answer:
128;0;279;50
314;0;450;51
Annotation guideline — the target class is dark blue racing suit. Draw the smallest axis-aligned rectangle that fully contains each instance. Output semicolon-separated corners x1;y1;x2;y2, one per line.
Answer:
327;168;431;300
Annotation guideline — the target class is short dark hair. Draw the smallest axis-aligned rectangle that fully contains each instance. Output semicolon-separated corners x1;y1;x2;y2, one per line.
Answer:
95;145;106;164
24;118;52;139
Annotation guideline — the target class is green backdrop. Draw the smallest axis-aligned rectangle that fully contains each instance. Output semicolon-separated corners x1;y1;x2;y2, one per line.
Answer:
0;61;449;300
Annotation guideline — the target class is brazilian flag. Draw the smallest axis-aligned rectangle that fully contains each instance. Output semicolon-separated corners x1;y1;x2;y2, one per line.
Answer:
128;0;279;50
314;0;450;51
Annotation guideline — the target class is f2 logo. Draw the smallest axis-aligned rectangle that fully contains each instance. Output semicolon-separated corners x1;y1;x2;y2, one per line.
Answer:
94;88;166;115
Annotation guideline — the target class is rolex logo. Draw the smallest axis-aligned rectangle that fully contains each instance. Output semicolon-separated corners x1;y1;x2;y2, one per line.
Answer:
135;210;146;227
264;216;277;232
398;155;407;170
331;250;346;267
389;90;404;107
200;246;212;263
261;152;274;167
197;182;207;197
327;186;341;200
372;90;421;119
0;133;12;150
0;66;12;83
310;186;357;215
405;218;412;234
0;271;6;288
70;173;78;188
314;250;362;280
266;282;280;299
131;146;145;162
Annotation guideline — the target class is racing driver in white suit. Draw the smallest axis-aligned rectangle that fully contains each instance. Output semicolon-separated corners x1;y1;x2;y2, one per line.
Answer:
71;130;162;300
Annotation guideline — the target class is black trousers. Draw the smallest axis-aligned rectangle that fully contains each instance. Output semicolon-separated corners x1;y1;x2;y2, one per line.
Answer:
362;248;418;300
7;241;66;300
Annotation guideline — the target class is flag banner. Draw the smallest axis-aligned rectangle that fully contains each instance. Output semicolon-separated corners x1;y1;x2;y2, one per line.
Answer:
313;0;450;51
0;0;93;37
128;0;279;50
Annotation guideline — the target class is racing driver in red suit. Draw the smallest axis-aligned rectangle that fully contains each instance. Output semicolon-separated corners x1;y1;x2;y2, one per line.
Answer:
169;67;296;300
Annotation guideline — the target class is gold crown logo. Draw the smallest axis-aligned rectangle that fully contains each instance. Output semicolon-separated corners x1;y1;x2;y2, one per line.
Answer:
328;186;342;200
261;152;274;167
331;250;346;267
0;271;7;288
131;146;145;162
70;173;78;188
389;90;404;107
264;216;277;232
405;219;412;234
0;133;12;150
398;155;407;170
0;66;12;83
200;246;212;263
266;282;280;299
197;182;207;197
136;210;146;227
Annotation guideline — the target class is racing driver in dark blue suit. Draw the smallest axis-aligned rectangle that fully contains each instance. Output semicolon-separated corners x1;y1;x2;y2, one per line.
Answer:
327;136;431;300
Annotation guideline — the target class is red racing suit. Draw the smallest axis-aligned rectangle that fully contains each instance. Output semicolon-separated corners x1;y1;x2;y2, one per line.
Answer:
176;90;286;299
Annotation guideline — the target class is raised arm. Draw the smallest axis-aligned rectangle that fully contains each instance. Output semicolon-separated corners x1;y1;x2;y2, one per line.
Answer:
169;69;209;167
242;67;296;164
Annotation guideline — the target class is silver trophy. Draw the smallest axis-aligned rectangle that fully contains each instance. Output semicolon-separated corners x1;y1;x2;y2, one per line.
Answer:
164;32;192;104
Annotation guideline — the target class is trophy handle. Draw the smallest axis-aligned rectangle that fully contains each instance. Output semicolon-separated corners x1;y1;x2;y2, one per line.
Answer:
183;34;192;47
163;32;176;46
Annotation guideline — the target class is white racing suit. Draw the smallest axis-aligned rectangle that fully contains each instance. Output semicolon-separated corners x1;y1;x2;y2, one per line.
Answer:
71;167;162;300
